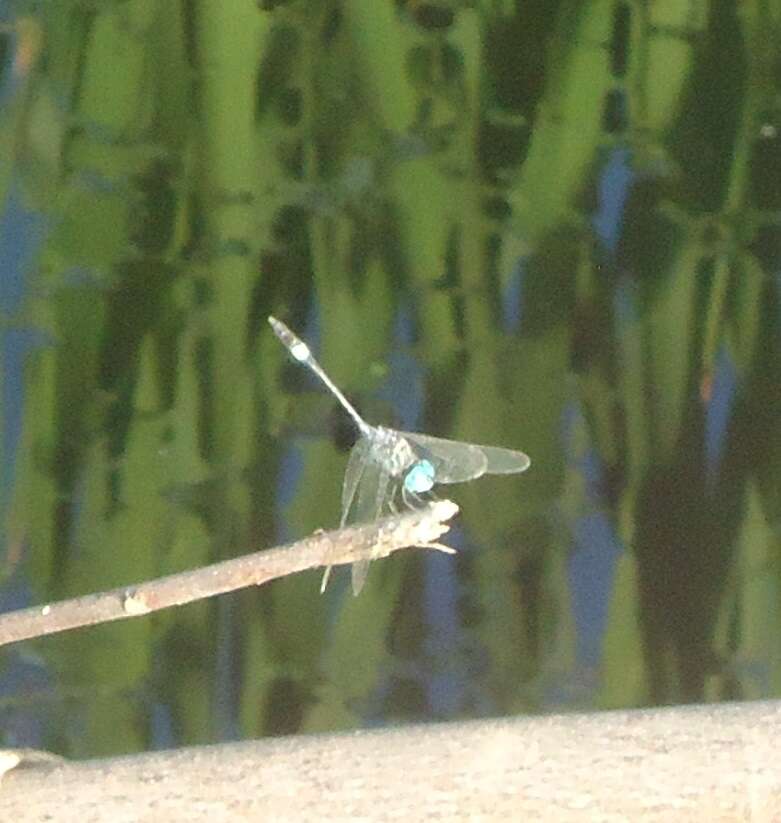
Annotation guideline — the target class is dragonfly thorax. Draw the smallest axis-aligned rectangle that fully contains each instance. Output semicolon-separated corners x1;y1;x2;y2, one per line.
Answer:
370;425;418;477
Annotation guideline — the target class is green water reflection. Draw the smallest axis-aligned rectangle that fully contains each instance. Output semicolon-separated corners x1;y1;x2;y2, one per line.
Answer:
0;1;779;757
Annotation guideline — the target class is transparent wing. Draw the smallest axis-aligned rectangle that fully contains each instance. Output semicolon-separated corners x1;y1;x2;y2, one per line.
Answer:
322;438;369;593
350;463;393;595
325;434;400;595
399;430;530;484
397;431;487;483
341;452;394;595
350;560;370;597
469;443;531;474
340;437;370;526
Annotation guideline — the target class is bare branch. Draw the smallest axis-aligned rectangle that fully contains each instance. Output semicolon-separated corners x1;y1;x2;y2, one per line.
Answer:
0;500;458;647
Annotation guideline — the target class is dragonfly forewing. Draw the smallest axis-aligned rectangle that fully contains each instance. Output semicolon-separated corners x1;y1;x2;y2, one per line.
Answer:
340;437;370;527
344;453;394;594
471;442;531;474
320;438;370;593
400;431;530;483
399;431;488;483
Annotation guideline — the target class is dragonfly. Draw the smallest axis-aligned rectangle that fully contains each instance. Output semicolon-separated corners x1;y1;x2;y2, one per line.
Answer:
268;315;531;594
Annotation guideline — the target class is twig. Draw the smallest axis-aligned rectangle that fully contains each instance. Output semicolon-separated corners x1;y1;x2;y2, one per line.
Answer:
0;500;459;647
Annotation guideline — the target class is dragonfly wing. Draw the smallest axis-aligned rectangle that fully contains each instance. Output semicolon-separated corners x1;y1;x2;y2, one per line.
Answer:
349;465;393;595
399;430;488;483
399;431;530;483
350;559;370;595
322;438;369;593
338;441;396;594
340;437;370;526
470;443;531;474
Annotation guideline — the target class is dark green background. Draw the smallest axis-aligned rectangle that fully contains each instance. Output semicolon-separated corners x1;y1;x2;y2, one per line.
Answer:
0;0;779;757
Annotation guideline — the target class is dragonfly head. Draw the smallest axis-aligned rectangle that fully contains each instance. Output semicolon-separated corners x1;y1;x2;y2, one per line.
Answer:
404;459;435;494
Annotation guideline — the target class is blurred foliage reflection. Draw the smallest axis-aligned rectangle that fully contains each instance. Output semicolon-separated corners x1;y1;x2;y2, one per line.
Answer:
0;0;779;756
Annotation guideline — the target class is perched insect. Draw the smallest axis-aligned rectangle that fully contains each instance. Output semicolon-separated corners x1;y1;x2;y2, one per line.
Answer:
269;316;531;593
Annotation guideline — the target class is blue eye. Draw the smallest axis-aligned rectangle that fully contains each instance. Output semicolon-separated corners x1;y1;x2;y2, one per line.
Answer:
404;459;435;493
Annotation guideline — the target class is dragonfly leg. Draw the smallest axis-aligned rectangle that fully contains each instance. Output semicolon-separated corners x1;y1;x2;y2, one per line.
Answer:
402;483;425;511
387;480;400;515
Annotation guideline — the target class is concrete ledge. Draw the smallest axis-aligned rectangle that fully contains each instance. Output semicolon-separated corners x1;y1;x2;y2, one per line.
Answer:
2;700;779;821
